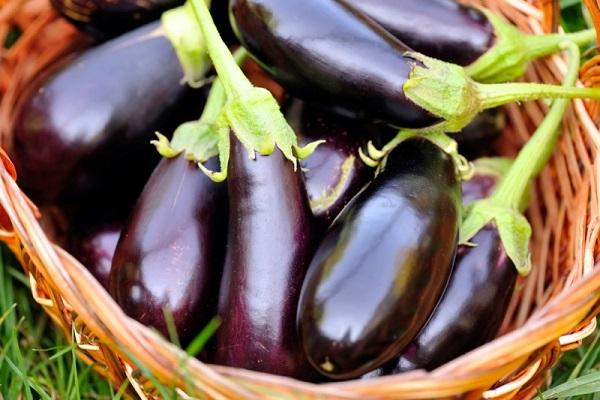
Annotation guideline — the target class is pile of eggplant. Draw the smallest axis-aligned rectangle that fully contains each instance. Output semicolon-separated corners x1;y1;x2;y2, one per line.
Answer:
9;0;594;382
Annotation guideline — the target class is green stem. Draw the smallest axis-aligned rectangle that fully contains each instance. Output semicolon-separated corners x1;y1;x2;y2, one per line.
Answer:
198;49;249;124
188;0;253;97
477;80;598;110
492;41;580;211
525;28;596;60
466;7;596;83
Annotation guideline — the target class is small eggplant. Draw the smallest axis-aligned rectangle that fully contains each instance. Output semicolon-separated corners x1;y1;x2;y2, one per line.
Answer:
109;156;227;345
10;22;191;206
285;101;377;229
70;221;121;291
297;137;460;379
364;173;516;376
211;135;317;379
229;0;439;129
351;0;494;66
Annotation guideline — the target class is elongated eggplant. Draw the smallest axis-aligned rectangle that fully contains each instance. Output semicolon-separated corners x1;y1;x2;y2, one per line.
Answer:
51;0;234;42
109;156;227;345
229;0;439;129
70;220;122;290
50;0;182;39
285;101;377;229
10;22;191;206
351;0;494;66
363;173;516;377
297;137;460;379
351;0;595;83
211;135;317;379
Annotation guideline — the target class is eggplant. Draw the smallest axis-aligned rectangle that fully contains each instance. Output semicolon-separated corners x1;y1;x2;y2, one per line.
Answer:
211;135;317;379
350;0;595;83
297;137;460;379
454;108;505;160
351;0;494;66
10;21;191;206
51;0;235;41
285;101;378;229
109;155;227;345
50;0;182;39
70;221;121;291
229;0;439;129
364;173;516;377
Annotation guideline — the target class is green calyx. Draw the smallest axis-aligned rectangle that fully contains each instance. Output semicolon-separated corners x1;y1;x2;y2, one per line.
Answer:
153;78;228;163
460;40;581;276
359;129;472;181
404;50;600;134
161;2;212;87
404;53;480;133
180;0;320;181
465;7;596;83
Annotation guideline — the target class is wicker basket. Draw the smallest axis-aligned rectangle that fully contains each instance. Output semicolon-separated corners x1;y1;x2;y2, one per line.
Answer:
2;0;600;398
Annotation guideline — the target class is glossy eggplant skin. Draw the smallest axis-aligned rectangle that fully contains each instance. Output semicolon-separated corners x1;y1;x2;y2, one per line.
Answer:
70;221;121;291
297;137;460;379
352;0;494;66
109;156;227;346
211;135;317;379
285;101;376;229
455;108;505;160
393;227;516;372
50;0;182;39
364;174;516;377
229;0;439;129
10;22;188;206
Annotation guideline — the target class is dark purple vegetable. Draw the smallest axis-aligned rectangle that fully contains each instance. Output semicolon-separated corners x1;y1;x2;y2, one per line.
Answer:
70;221;121;291
285;101;376;229
351;0;595;83
352;0;494;66
229;0;439;129
10;22;191;206
50;0;182;39
109;155;227;345
297;137;460;379
211;135;317;379
363;173;516;377
454;108;505;160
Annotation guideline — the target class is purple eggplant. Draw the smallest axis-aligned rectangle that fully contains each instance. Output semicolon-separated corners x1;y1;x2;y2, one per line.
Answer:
285;101;377;229
297;137;460;379
69;218;122;290
351;0;494;66
50;0;182;39
229;0;439;129
455;108;505;160
364;173;516;377
10;21;191;207
211;135;317;379
109;156;227;345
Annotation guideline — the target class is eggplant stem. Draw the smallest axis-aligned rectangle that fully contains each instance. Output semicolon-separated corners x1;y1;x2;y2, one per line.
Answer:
492;40;580;211
526;28;596;60
188;0;253;97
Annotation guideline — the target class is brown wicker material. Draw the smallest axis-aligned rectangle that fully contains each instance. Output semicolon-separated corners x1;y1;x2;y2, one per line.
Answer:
2;0;600;398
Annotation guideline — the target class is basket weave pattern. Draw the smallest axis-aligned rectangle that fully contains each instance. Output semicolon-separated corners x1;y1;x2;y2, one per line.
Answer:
2;0;600;398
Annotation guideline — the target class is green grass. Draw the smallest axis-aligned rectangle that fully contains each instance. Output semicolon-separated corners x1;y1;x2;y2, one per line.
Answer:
0;246;115;399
